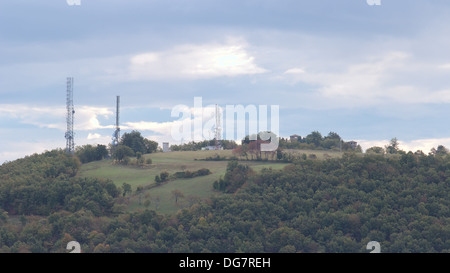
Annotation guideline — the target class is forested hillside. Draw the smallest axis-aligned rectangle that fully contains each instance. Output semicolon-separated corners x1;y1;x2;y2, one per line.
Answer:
0;150;119;217
0;149;448;252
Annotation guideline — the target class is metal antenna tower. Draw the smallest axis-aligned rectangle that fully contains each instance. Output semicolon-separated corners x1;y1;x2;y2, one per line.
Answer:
112;95;120;147
215;104;222;150
65;77;75;154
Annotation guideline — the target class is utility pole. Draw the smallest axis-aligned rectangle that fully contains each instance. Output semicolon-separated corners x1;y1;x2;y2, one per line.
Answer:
215;104;222;150
112;95;120;148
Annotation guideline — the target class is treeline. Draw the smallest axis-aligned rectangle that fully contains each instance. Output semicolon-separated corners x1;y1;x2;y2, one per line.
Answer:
230;131;360;162
75;130;159;164
170;139;238;151
76;144;108;164
155;168;212;183
1;148;449;252
279;131;362;152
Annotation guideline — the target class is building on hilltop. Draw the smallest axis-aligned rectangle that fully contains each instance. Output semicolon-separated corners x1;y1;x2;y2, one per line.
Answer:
290;134;300;142
202;145;223;151
163;142;170;153
347;141;358;150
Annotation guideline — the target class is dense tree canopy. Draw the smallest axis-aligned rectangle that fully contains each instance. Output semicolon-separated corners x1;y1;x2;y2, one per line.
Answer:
0;150;119;217
120;130;159;155
120;131;147;155
170;139;238;151
111;145;134;162
0;147;449;253
76;144;108;163
278;130;362;152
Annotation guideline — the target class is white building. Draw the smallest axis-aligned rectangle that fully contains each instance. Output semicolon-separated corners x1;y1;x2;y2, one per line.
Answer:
163;142;170;153
201;145;222;150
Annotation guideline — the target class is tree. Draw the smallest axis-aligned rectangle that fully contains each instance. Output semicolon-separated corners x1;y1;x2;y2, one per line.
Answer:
144;139;159;154
122;183;132;197
160;171;169;182
385;138;400;154
305;131;323;147
136;152;144;166
120;130;147;155
233;145;249;160
76;144;108;163
155;175;161;183
366;146;385;154
95;145;108;160
112;145;134;162
276;147;283;160
326;132;341;140
431;145;448;156
248;141;259;160
171;189;184;204
321;132;341;150
213;160;254;193
144;198;151;209
232;146;243;159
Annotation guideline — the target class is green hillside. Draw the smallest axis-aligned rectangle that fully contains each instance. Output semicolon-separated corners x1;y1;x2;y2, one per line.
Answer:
78;150;290;214
0;148;449;253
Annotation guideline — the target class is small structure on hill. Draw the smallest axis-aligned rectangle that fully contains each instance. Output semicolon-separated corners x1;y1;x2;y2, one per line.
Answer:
163;142;170;153
202;145;222;151
347;141;358;150
290;134;300;142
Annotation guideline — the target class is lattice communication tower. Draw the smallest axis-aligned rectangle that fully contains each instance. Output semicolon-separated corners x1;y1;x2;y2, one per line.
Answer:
65;77;75;154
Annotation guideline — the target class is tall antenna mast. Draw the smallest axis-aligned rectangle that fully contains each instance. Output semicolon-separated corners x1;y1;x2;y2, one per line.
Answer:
112;95;120;147
215;104;221;150
65;77;75;154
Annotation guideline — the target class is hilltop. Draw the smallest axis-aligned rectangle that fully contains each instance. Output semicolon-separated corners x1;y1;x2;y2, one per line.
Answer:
77;149;294;214
0;147;448;253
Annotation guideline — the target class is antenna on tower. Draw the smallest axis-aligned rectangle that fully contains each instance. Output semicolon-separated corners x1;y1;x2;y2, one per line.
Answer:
65;77;75;154
215;104;222;150
112;96;120;148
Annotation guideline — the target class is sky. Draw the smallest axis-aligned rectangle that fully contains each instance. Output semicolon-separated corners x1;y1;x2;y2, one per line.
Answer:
2;0;450;163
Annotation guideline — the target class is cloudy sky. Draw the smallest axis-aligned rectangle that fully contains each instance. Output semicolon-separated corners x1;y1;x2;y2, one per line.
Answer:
2;0;450;163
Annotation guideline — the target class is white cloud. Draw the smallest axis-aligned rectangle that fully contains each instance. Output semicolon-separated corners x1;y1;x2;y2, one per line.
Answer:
0;140;64;164
75;106;114;131
124;121;176;135
128;39;267;80
284;68;305;74
87;133;102;140
0;104;114;131
280;50;450;107
438;63;450;70
357;138;450;154
398;138;450;154
0;104;65;129
121;101;223;144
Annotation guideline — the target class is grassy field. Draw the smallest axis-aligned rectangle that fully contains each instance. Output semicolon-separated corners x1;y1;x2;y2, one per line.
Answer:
78;150;291;214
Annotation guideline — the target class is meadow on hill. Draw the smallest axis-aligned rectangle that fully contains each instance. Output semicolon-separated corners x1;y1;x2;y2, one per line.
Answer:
77;149;291;214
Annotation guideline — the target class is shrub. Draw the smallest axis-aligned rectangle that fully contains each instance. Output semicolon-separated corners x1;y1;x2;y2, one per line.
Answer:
160;171;169;182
